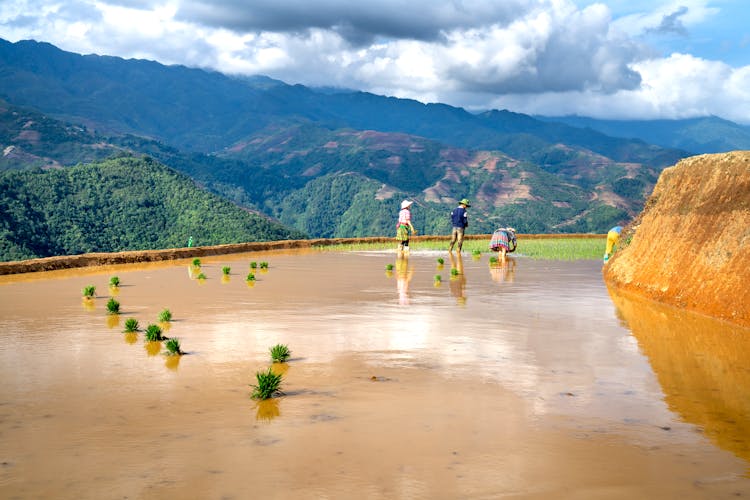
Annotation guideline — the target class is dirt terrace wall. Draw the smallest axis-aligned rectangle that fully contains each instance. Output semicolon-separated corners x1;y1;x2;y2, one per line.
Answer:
0;233;601;276
604;151;750;328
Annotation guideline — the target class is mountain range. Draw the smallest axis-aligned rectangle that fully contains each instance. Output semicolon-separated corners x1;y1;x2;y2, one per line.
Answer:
1;37;746;258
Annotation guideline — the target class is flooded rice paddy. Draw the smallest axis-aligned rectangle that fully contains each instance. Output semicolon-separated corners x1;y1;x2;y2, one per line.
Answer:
1;249;749;499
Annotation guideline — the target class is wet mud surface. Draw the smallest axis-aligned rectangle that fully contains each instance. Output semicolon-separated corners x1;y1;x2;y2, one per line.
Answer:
1;249;749;499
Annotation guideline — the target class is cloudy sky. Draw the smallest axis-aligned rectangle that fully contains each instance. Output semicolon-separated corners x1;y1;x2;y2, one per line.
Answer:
1;0;748;123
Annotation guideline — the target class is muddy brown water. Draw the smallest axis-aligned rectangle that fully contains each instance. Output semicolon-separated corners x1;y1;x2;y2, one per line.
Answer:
1;249;749;499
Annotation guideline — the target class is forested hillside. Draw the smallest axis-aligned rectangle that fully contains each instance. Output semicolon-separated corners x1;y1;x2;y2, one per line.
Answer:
0;156;304;261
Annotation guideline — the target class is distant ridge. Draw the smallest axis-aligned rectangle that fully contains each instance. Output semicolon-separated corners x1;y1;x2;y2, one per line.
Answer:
537;115;750;154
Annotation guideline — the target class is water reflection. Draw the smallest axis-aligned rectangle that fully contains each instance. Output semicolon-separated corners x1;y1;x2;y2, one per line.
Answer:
221;274;231;284
255;398;281;422
608;286;750;468
144;341;162;356
271;363;290;376
490;257;516;284
82;298;95;311
106;314;120;329
123;332;138;345
395;255;414;305
164;354;181;371
448;252;466;305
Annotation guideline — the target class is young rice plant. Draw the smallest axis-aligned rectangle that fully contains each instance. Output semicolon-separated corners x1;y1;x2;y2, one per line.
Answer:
123;318;139;333
106;298;120;315
158;308;173;323
270;344;291;363
251;368;284;400
164;338;183;356
145;323;165;342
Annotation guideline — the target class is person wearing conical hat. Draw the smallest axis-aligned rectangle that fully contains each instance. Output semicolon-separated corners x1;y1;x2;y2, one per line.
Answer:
448;198;471;253
396;200;417;254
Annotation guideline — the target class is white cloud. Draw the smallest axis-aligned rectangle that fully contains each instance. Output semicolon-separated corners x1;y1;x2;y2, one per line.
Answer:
0;0;748;123
490;53;750;124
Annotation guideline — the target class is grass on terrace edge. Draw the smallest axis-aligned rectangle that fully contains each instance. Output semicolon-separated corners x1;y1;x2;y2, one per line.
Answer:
314;237;606;261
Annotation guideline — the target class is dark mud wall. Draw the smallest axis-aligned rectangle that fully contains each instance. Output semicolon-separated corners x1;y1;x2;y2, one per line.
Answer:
604;151;750;328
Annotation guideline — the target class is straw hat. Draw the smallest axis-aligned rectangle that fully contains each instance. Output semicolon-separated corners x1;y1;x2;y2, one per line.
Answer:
459;198;471;207
400;200;413;209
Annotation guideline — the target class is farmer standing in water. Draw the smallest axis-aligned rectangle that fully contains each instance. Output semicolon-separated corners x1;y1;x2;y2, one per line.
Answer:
396;200;417;254
448;198;471;253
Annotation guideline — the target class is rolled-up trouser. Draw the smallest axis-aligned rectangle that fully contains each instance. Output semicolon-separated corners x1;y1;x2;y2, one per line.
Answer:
449;227;465;249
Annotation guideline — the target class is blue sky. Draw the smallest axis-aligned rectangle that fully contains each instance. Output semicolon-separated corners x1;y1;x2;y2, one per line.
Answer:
1;0;748;123
574;0;749;65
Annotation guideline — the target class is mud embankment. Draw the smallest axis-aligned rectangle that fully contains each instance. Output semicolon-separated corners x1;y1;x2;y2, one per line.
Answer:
604;151;750;328
0;234;600;276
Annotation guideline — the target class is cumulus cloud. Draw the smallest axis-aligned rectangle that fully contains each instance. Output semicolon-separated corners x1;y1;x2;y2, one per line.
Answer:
490;54;750;124
175;0;530;44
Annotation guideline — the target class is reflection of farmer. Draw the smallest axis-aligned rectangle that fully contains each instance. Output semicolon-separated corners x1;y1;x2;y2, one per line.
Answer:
396;255;414;305
603;226;623;262
448;251;467;305
448;198;471;253
490;227;517;263
396;200;417;254
490;256;516;284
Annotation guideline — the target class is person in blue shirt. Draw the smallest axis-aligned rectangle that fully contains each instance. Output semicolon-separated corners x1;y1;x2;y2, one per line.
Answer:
448;198;470;252
603;226;623;262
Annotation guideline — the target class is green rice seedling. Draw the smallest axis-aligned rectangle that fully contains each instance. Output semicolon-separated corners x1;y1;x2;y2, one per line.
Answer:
82;285;96;299
222;266;231;275
437;257;444;265
250;261;258;269
192;258;201;267
145;323;164;342
123;318;139;333
450;267;460;276
259;262;269;269
164;338;183;356
434;274;442;282
489;256;499;264
472;249;481;256
109;276;120;287
270;344;291;363
106;298;120;315
246;272;256;282
251;368;284;400
158;308;172;323
197;273;207;280
385;263;394;271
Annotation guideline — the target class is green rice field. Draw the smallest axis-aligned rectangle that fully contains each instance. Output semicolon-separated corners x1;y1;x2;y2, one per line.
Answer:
315;236;606;261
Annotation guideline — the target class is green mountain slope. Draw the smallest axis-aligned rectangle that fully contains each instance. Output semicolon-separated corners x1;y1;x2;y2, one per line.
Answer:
0;98;654;238
221;123;649;235
0;100;124;170
0;156;305;261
